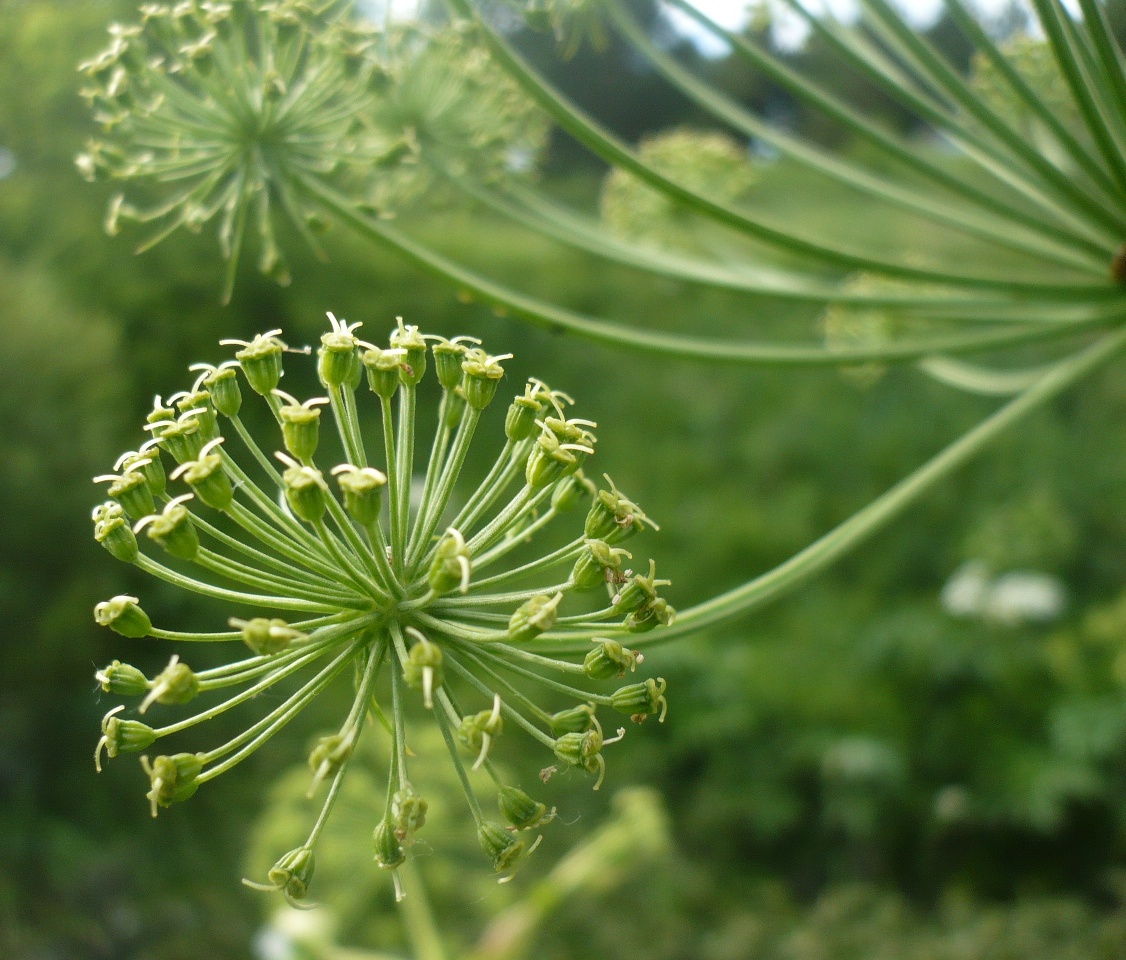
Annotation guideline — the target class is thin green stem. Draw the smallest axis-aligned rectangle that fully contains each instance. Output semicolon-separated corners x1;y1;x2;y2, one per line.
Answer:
532;325;1126;653
300;176;1122;366
134;553;349;612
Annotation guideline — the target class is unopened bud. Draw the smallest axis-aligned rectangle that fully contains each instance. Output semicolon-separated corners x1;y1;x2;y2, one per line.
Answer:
96;660;149;696
549;702;600;736
402;634;443;708
373;817;406;869
363;347;403;399
281;461;328;523
611;677;668;722
135;495;200;559
508;593;562;642
141;752;204;816
391;786;428;843
94;595;152;638
477;819;538;877
428;528;472;595
277;395;327;462
230;616;306;655
229;330;286;396
462;350;510;410
584;639;643;680
95;706;156;771
140;655;200;713
308;733;354;796
332;464;386;526
498;785;556;830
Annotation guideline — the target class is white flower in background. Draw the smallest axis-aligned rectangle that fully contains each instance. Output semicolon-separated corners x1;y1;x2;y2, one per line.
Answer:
941;561;1066;626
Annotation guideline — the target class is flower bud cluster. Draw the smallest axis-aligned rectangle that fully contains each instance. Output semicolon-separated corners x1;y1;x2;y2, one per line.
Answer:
77;3;546;300
91;313;672;903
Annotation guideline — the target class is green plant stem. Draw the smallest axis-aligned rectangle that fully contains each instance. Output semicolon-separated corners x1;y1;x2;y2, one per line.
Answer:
607;0;1108;271
299;175;1121;366
397;861;448;960
537;325;1126;652
663;0;1125;248
447;0;1122;288
134;553;349;612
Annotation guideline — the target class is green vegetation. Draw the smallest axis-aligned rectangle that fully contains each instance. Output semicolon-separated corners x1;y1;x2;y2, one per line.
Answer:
5;1;1126;957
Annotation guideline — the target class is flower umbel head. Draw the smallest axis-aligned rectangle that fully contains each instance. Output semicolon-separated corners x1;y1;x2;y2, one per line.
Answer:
77;6;546;301
92;313;671;904
77;0;391;300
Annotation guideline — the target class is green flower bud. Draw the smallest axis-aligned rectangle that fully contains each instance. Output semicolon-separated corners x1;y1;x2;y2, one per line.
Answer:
140;654;200;713
136;495;200;559
224;329;286;396
498;785;556;830
151;414;205;464
94;511;139;563
611;677;668;723
119;447;167;499
477;819;539;876
174;390;220;443
508;593;562;643
571;539;631;591
332;464;386;526
402;631;443;708
170;438;233;510
276;392;328;462
462;349;511;410
318;313;361;387
390;318;427;386
193;362;242;417
549;702;600;736
95;706;157;771
612;560;669;615
141;752;204;816
146;396;176;425
432;338;471;390
98;468;155;519
553;726;624;790
96;660;150;696
279;458;328;523
254;846;316;908
585;475;657;542
552;472;595;512
525;432;581;490
625;597;676;633
584;639;643;680
308;733;355;796
230;616;307;655
363;346;404;399
391;786;428;843
505;391;543;442
458;694;503;770
428;528;472;596
94;595;152;638
373;817;406;869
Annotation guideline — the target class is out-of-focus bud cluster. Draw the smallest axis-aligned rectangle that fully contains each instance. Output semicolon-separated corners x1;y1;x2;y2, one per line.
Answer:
600;127;758;249
76;2;546;300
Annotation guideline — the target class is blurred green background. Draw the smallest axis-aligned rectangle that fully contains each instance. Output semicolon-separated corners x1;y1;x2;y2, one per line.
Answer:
5;1;1126;957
